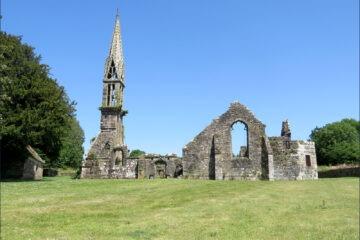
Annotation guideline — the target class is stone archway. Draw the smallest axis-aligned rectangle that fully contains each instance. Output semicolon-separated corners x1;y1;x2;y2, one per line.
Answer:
230;120;249;158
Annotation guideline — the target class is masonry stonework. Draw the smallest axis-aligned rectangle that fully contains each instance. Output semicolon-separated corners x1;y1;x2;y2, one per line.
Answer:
81;13;131;179
183;103;318;180
270;137;318;180
22;145;45;180
135;154;183;179
183;102;274;180
81;12;318;181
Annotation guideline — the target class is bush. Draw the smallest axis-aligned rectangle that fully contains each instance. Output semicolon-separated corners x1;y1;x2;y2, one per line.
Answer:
129;149;145;158
310;119;360;165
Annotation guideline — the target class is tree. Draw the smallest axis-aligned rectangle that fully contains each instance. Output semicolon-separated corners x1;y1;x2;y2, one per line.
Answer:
129;149;145;158
58;118;84;169
0;32;83;177
310;119;360;165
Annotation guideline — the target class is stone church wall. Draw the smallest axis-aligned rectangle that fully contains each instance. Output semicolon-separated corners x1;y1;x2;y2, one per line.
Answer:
182;102;318;181
270;137;318;180
182;102;273;180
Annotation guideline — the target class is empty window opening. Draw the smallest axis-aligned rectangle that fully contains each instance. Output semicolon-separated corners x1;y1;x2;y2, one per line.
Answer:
305;155;311;166
231;121;248;157
107;60;118;80
107;84;111;106
110;84;116;106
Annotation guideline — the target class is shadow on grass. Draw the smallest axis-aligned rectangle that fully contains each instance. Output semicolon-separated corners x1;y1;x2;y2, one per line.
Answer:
0;176;71;183
318;167;360;178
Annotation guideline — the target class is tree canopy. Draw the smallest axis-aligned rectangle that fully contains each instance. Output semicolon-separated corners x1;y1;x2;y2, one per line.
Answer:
129;149;146;158
310;119;359;165
0;32;84;177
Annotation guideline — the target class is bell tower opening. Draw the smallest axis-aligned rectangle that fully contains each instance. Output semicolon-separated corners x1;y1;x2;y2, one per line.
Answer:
107;60;118;80
106;84;117;106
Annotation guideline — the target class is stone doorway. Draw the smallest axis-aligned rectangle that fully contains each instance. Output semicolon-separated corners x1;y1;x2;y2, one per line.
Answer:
155;159;167;179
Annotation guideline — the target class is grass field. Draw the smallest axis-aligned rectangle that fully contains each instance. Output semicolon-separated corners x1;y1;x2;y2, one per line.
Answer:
1;177;359;240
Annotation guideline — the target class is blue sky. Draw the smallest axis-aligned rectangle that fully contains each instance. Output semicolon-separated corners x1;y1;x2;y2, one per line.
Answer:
3;0;359;155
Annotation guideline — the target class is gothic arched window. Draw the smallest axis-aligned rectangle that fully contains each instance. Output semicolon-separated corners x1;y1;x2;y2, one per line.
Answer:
231;121;249;157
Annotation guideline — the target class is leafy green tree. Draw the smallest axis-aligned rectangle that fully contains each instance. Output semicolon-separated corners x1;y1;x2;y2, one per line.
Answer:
129;149;145;158
0;32;83;177
58;118;84;169
310;119;360;165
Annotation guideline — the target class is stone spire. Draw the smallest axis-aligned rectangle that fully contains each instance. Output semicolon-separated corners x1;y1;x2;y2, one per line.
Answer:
81;9;129;179
104;12;124;82
99;11;127;147
101;12;126;108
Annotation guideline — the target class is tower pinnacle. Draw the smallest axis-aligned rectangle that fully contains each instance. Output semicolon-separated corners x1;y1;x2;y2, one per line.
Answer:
104;12;124;83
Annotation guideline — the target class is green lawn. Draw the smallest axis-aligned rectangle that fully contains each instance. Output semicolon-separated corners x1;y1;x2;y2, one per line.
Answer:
1;177;359;240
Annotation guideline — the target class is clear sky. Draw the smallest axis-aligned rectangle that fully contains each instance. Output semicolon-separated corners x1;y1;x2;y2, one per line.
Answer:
3;0;359;155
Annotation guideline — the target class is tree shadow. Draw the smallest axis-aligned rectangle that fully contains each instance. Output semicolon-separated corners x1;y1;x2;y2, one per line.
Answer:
318;167;360;178
0;176;60;183
209;136;216;180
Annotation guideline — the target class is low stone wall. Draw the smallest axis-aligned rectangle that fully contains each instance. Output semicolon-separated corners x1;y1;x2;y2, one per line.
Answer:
81;157;137;179
136;154;182;179
81;154;182;179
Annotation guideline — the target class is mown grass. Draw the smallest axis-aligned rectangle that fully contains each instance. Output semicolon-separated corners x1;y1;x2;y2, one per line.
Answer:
1;177;359;240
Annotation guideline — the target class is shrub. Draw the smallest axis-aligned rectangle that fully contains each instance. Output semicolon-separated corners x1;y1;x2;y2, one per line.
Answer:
310;119;360;165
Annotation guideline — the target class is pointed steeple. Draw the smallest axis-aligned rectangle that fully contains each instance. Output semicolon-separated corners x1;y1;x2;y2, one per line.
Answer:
104;11;124;82
101;10;126;108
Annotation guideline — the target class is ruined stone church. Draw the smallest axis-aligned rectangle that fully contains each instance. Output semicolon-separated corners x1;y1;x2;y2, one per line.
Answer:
81;13;318;180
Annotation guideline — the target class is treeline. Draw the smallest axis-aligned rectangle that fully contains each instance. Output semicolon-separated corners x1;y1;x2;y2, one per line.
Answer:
0;32;84;178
